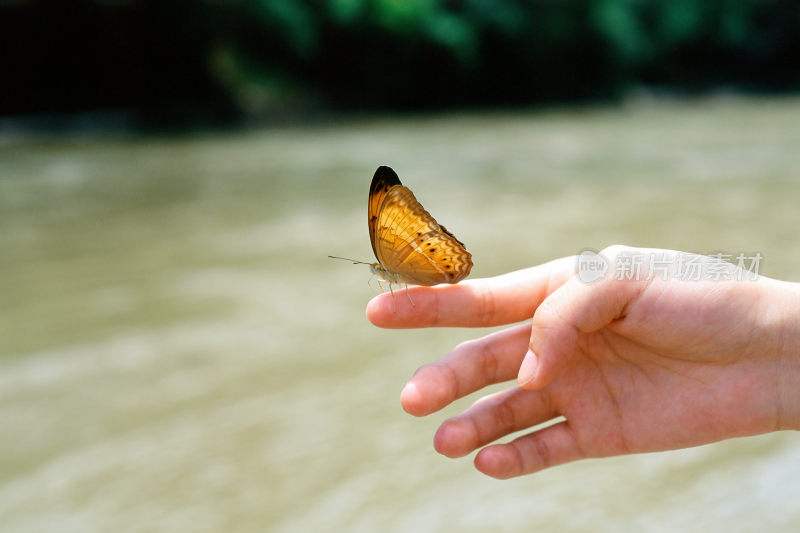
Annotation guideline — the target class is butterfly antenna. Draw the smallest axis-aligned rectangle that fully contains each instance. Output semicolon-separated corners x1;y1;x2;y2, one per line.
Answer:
328;255;372;265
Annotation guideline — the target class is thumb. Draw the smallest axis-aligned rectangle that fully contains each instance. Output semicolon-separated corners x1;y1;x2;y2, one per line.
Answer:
517;271;643;390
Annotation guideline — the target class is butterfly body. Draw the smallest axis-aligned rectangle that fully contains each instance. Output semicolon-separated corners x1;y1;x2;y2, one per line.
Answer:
368;166;472;287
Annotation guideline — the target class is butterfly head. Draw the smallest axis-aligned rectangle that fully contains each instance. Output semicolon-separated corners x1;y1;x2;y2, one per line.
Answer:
369;262;402;284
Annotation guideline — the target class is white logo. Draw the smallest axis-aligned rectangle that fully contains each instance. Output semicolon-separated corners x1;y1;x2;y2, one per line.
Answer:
576;250;608;284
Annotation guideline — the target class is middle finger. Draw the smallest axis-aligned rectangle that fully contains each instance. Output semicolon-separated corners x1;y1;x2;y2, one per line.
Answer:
401;323;531;417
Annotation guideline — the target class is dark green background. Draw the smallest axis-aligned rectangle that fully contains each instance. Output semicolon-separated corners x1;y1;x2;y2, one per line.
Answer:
3;0;799;127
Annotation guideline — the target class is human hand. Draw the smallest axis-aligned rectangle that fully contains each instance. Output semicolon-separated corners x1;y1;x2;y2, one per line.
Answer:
366;246;800;479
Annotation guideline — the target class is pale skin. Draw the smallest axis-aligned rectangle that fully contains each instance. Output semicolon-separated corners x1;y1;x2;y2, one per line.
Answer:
366;245;800;479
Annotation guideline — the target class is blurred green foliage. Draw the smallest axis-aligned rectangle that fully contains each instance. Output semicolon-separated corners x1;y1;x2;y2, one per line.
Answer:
227;0;799;112
2;0;798;123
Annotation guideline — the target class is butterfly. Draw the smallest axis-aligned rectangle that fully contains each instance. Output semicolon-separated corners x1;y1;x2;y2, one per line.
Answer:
331;166;473;307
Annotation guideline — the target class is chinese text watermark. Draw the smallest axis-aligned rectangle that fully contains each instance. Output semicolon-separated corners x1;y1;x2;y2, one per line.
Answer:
577;250;762;284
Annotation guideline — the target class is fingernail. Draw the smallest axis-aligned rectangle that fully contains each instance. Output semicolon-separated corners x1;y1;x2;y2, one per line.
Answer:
401;381;417;400
518;349;538;386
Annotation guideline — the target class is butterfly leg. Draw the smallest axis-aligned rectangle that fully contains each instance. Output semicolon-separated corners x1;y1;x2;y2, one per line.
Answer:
368;275;380;295
388;282;397;313
404;284;415;307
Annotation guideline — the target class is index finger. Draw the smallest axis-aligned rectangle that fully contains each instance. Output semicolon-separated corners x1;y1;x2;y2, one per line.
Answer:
366;256;577;328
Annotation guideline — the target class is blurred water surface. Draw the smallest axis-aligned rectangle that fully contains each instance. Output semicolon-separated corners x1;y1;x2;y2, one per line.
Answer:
1;97;800;532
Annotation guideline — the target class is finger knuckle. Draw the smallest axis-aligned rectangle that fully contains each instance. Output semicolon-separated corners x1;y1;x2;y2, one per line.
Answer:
478;340;501;382
476;281;498;323
494;401;517;432
533;436;553;469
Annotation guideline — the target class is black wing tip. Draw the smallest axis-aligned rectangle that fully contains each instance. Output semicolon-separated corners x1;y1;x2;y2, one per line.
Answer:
372;165;402;188
439;224;467;248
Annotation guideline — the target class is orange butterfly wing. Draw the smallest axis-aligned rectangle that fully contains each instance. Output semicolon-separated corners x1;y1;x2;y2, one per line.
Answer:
368;166;472;286
368;166;402;261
